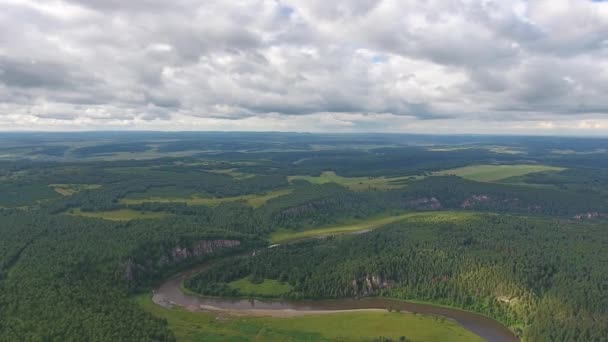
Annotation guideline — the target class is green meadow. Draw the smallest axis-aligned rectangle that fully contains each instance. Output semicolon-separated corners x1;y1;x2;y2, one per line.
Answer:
228;278;293;297
136;295;482;342
271;212;474;243
49;183;102;196
66;208;168;221
120;188;292;208
433;164;564;182
207;168;255;179
288;171;418;191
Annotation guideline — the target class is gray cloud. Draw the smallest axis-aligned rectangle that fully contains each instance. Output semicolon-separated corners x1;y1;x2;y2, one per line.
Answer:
0;56;97;89
0;0;608;133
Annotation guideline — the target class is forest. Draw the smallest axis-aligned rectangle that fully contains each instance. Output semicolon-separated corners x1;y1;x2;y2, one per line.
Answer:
0;132;607;341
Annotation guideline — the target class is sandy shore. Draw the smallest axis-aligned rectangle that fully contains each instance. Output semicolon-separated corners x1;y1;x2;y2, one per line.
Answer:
193;304;391;317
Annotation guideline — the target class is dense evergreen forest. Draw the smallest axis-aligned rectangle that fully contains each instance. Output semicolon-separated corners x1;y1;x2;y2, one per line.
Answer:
0;132;606;341
187;214;608;341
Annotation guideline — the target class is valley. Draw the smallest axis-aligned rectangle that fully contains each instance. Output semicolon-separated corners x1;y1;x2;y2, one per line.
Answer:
0;132;607;342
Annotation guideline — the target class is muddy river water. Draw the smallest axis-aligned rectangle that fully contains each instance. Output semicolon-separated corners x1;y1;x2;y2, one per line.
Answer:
153;257;518;342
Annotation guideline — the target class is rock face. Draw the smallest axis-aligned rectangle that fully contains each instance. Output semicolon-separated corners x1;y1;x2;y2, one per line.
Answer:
168;240;241;263
406;197;442;210
574;212;607;220
351;274;393;296
124;239;241;282
124;258;137;282
461;194;491;208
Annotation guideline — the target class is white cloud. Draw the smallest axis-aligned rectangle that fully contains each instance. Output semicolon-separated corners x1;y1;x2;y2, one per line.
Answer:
0;0;607;134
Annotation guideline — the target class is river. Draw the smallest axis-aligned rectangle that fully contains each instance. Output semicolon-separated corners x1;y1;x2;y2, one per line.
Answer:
152;257;518;342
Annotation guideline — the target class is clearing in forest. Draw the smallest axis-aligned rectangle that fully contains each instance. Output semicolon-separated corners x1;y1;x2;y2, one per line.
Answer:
66;208;168;221
433;164;564;182
288;171;419;191
120;188;292;208
49;183;101;196
271;211;474;243
228;278;293;297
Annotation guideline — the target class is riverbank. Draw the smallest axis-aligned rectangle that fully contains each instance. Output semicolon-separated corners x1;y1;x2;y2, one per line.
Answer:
139;294;484;342
150;255;518;342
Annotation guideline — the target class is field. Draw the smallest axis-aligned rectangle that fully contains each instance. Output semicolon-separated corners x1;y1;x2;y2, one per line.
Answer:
65;208;168;221
136;295;483;342
207;168;255;179
228;278;293;297
288;171;418;191
486;146;525;154
270;212;474;243
121;189;292;208
428;145;525;154
433;164;564;182
49;183;101;196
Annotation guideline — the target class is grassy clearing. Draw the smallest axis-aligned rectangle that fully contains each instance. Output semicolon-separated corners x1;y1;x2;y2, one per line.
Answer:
228;278;293;297
49;183;101;196
271;212;474;244
288;171;419;191
246;189;293;207
550;148;607;155
120;189;292;208
65;208;168;221
79;150;207;161
433;164;564;182
136;295;482;342
428;145;525;154
428;147;472;152
207;168;255;179
485;146;526;155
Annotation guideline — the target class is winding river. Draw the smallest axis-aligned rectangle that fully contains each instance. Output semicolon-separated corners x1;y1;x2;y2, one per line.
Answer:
152;256;518;342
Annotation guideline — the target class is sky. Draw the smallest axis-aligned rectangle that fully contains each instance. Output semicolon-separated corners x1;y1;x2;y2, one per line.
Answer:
1;0;608;134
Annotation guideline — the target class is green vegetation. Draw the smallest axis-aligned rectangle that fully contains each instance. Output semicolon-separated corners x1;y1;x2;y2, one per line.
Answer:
207;168;255;179
136;295;481;342
189;213;608;342
2;132;608;342
271;212;472;243
429;145;525;154
288;171;417;191
0;182;60;207
485;146;526;155
121;188;292;208
49;183;102;196
550;148;607;155
228;277;293;297
246;189;293;207
433;164;564;182
66;208;169;221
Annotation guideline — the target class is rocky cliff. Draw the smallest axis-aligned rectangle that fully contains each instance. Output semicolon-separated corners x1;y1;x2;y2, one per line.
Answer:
405;197;442;210
351;274;393;296
124;239;241;283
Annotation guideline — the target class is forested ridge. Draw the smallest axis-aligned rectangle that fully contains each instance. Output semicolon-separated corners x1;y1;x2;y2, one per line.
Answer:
186;214;608;341
0;133;607;341
0;209;267;341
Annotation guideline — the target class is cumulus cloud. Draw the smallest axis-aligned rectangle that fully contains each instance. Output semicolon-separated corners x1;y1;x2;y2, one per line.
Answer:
0;0;608;134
